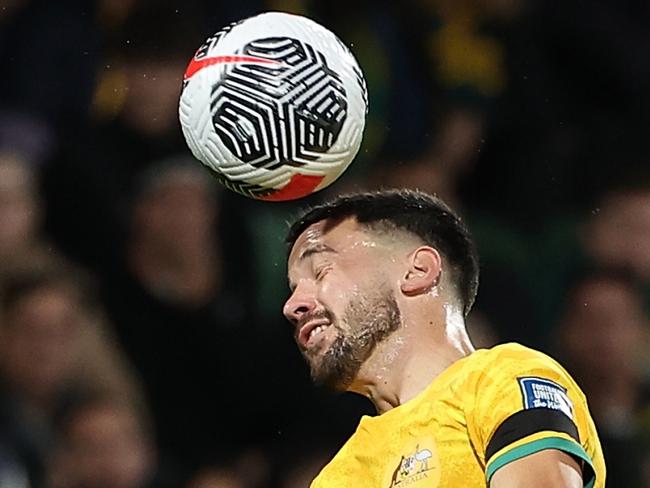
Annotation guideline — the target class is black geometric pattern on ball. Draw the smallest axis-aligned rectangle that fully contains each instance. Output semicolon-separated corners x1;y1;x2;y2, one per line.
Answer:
208;166;275;199
210;37;348;170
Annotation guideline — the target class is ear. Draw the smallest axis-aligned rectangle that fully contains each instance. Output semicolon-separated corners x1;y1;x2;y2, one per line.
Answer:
400;246;442;296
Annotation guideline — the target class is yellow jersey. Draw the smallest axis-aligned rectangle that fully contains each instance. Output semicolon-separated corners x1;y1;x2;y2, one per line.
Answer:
311;343;605;487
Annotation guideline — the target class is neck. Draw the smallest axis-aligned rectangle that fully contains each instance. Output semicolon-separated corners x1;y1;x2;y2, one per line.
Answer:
349;306;474;414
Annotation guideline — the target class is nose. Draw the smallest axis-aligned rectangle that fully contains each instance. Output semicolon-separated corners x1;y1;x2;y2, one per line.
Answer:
283;284;318;326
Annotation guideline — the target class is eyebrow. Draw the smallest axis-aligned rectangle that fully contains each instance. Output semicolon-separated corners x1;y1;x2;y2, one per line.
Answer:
298;243;337;261
288;243;338;291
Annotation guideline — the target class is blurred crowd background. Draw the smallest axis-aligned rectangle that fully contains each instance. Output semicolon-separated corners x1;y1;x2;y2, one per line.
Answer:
1;0;650;486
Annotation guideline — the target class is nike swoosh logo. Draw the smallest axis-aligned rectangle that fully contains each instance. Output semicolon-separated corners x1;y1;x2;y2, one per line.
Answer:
184;55;283;80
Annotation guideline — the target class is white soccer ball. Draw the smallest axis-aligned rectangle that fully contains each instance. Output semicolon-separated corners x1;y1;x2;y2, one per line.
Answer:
178;11;368;201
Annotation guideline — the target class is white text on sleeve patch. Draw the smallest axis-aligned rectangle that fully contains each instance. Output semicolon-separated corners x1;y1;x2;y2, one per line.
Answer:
518;377;573;419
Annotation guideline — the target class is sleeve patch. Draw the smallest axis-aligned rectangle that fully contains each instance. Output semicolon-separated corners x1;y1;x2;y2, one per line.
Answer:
518;377;573;419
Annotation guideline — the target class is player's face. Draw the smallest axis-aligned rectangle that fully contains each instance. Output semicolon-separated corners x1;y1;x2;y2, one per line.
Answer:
284;218;402;390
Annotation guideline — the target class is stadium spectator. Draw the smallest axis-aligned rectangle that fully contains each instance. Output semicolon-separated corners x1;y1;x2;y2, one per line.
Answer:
583;178;650;284
0;262;141;487
49;394;176;488
534;173;650;332
42;1;203;273
0;151;47;273
0;0;105;165
556;269;650;486
126;159;226;307
99;157;266;479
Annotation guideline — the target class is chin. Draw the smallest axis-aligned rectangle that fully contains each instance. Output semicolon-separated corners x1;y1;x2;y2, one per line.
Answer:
311;370;350;391
310;357;355;391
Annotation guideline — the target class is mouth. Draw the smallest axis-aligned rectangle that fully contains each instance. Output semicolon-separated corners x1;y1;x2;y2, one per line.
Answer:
298;320;331;349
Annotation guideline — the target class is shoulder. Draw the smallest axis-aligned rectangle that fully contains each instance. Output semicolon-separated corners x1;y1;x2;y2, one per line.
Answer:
469;343;576;383
463;343;589;440
483;342;560;364
462;344;604;486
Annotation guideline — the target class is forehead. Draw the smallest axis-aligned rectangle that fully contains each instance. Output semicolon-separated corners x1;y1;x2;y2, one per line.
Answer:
288;217;373;266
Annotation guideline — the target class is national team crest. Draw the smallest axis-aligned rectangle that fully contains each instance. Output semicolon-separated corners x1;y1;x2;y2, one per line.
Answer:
385;439;440;487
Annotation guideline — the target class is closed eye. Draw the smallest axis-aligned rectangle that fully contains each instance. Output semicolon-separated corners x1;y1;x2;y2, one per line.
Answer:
315;265;332;281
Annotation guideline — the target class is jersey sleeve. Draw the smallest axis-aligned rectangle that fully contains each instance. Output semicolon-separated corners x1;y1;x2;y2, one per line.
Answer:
466;346;598;487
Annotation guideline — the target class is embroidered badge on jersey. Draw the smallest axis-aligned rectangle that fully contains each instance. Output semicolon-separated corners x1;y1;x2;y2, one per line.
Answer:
383;438;440;488
518;377;573;419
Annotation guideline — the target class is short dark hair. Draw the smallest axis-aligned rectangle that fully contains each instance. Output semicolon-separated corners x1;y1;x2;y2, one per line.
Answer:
286;189;480;316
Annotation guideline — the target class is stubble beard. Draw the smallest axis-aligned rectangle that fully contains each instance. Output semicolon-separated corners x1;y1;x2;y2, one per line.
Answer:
306;288;402;390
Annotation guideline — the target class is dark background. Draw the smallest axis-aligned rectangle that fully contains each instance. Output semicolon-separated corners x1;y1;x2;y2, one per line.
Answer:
1;0;649;486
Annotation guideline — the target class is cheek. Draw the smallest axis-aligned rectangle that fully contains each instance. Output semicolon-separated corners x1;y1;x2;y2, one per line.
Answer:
321;276;366;320
319;275;356;310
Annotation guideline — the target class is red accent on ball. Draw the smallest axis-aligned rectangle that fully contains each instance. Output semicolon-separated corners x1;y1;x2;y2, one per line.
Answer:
259;174;325;202
184;55;283;80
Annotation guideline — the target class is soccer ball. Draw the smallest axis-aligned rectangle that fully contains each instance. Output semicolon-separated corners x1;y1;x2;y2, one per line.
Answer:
179;12;368;201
